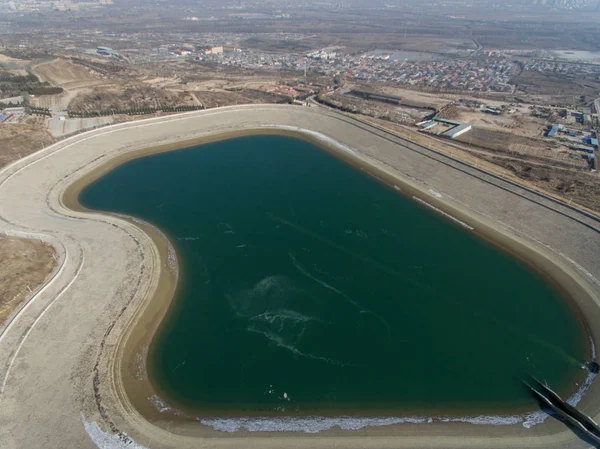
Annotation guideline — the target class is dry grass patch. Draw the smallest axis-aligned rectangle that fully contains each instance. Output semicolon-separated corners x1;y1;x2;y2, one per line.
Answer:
0;236;56;325
0;124;55;169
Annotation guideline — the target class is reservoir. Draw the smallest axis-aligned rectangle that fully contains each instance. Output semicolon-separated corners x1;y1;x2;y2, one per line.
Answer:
80;134;589;417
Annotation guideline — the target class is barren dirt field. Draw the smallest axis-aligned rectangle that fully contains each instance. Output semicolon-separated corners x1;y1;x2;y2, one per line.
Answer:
68;85;285;112
32;59;104;88
482;156;600;212
367;117;600;213
0;54;27;64
451;107;546;139
30;59;110;110
369;84;453;109
513;70;600;104
69;86;196;111
455;127;585;165
0;123;55;169
0;236;55;326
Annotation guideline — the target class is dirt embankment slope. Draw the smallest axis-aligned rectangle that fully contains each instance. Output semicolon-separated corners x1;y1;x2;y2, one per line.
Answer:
0;121;56;169
30;59;108;111
0;235;55;326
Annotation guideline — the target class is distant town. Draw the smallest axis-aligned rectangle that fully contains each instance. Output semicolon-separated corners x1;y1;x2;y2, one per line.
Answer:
0;0;599;213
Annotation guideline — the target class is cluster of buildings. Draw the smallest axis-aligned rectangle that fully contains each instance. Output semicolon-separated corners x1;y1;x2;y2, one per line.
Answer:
199;47;521;93
0;0;112;12
547;124;598;149
346;55;518;92
200;47;307;70
202;46;224;56
197;43;600;95
547;123;598;170
0;106;26;123
529;0;600;10
522;60;600;76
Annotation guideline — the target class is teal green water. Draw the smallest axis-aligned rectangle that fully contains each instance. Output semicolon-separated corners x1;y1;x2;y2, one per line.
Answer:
80;134;589;415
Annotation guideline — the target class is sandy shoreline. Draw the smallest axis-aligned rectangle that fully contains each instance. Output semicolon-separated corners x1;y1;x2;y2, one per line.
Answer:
1;105;600;448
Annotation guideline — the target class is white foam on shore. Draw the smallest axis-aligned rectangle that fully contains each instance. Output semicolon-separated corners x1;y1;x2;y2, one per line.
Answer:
261;125;356;155
199;416;427;433
195;372;600;432
149;394;172;413
566;369;597;407
224;370;593;432
149;365;600;434
148;394;187;417
439;415;523;425
199;413;539;433
413;197;474;231
81;413;149;449
190;343;599;434
428;189;443;198
522;410;550;429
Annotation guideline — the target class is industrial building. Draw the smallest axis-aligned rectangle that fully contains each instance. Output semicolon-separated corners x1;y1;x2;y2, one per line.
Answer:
548;124;561;137
97;46;120;57
483;107;501;115
348;89;403;105
443;123;473;139
417;117;473;139
205;46;224;55
433;117;462;126
0;96;24;106
1;107;26;116
416;120;437;130
570;144;596;153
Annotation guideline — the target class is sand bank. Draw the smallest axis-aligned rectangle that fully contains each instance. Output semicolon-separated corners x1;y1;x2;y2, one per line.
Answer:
0;105;600;449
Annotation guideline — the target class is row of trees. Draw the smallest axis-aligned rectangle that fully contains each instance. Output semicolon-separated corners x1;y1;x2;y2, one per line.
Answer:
28;86;64;95
29;106;52;117
0;76;63;97
69;104;205;118
0;73;38;83
315;95;359;113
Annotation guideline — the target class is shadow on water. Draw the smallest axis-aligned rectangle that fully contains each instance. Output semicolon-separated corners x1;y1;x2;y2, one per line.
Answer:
524;381;600;449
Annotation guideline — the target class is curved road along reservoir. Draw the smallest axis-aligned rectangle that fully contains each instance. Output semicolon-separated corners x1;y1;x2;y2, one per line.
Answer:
0;105;600;448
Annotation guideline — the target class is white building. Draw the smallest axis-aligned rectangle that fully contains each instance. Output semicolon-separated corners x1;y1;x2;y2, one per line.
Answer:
443;124;473;139
2;107;26;116
0;96;24;105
